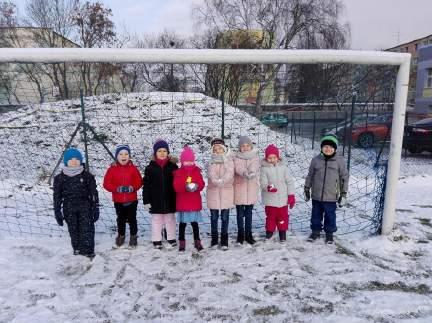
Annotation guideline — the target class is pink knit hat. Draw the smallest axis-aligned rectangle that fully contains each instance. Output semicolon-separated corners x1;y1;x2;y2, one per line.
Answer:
180;146;195;163
265;144;280;159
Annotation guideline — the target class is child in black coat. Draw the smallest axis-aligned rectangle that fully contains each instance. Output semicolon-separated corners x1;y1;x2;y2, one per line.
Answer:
53;148;99;258
143;139;178;249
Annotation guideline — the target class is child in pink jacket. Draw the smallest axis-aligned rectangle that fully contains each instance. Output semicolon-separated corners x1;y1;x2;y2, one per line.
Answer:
233;136;260;245
207;138;235;250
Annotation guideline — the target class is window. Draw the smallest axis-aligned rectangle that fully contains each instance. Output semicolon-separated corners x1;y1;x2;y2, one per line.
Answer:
415;43;418;51
428;69;432;88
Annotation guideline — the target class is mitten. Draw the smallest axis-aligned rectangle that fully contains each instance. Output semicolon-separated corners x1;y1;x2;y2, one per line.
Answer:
304;186;311;202
288;194;296;209
338;192;347;208
267;184;277;193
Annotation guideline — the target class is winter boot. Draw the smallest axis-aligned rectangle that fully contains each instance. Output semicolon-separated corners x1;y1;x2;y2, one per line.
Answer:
245;232;256;245
210;234;218;248
115;235;125;248
194;240;204;252
236;231;245;245
167;239;177;247
179;240;186;252
325;232;334;244
266;231;274;240
153;241;163;249
279;231;287;242
307;231;320;242
129;235;138;248
221;234;229;250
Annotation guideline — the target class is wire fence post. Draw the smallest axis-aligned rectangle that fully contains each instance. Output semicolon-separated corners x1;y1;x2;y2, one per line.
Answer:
347;90;357;171
221;90;225;139
312;111;316;149
80;89;89;172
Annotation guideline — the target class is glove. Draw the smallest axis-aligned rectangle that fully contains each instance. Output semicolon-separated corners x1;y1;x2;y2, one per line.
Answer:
93;206;100;223
338;192;347;208
55;210;63;226
304;187;311;202
117;186;134;193
267;184;277;193
186;182;198;192
246;172;256;180
288;194;296;209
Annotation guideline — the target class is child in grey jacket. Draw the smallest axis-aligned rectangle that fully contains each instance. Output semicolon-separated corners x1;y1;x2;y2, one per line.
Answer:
304;134;349;244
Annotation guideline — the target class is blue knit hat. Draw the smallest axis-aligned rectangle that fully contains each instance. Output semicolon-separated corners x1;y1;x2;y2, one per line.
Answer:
115;144;131;159
153;139;169;155
63;148;83;166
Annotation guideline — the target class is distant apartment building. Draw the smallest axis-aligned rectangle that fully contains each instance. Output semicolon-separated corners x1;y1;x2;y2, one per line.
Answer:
414;45;432;114
386;34;432;105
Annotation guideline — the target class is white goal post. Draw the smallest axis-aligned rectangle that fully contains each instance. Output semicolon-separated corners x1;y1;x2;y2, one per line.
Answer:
0;48;411;235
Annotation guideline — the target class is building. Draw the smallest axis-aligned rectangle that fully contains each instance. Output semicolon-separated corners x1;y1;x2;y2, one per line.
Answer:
414;45;432;114
386;34;432;105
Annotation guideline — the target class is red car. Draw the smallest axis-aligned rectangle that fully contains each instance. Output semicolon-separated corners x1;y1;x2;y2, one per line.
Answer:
340;114;393;148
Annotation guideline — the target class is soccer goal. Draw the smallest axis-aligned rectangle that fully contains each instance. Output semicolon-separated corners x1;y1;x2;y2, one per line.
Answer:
0;48;410;237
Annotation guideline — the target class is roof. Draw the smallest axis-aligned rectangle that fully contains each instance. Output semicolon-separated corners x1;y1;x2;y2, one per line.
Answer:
386;33;432;51
0;26;80;48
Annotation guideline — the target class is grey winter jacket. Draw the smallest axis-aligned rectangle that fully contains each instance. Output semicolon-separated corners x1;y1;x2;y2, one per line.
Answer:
305;154;349;202
260;160;295;207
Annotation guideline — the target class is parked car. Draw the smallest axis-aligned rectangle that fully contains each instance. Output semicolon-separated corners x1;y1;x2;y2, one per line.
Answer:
403;118;432;153
320;113;379;137
339;113;393;148
260;113;289;128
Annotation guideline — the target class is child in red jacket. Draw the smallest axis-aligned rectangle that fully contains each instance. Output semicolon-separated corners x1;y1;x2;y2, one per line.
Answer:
173;146;205;252
103;144;143;248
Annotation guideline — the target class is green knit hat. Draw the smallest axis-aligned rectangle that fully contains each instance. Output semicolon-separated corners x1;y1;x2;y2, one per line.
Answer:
320;134;338;150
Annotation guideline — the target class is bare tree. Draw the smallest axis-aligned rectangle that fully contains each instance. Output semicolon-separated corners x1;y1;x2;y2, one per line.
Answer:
72;1;117;95
134;30;188;92
0;0;16;26
23;0;79;100
194;0;350;113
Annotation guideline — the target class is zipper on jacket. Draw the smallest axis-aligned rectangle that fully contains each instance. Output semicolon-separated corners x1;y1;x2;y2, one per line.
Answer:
321;159;328;201
161;164;166;213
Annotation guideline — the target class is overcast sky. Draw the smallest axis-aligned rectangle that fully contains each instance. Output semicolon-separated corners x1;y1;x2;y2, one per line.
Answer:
13;0;431;50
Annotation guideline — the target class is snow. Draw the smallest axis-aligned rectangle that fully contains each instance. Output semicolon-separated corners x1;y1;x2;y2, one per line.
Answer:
1;92;432;321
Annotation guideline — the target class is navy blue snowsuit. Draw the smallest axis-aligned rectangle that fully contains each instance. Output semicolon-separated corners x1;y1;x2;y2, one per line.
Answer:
53;170;99;255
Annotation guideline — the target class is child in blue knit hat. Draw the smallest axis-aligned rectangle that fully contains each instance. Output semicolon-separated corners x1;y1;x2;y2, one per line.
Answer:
53;148;99;258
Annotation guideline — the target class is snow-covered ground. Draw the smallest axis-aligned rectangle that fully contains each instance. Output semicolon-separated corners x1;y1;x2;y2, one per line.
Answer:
0;175;431;323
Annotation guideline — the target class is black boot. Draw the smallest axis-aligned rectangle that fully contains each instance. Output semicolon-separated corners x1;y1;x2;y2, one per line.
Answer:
236;231;244;245
307;231;320;242
129;235;138;248
325;232;334;244
115;235;125;247
153;241;163;249
245;232;256;245
221;233;229;250
266;231;273;240
210;234;218;248
279;231;287;242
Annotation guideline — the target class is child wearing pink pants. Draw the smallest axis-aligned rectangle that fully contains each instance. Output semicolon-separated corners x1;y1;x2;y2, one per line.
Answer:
143;139;179;249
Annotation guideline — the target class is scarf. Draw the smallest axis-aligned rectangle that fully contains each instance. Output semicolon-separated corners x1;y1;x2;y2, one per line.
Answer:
236;149;258;160
63;165;84;177
155;158;169;168
211;153;225;164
